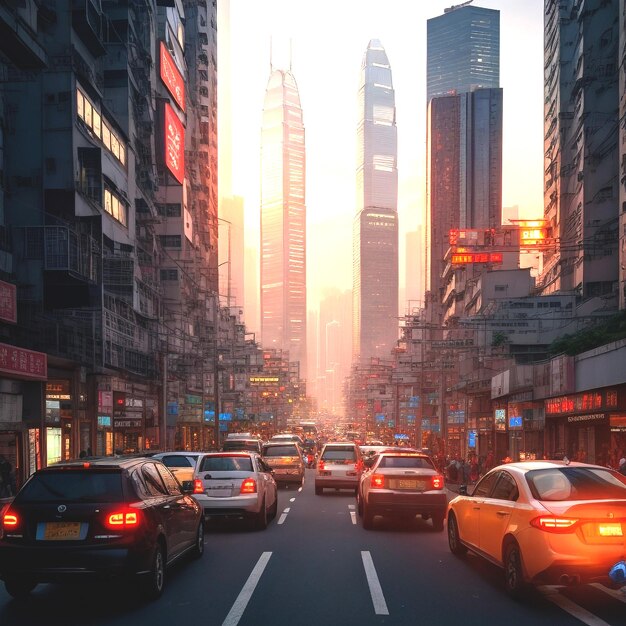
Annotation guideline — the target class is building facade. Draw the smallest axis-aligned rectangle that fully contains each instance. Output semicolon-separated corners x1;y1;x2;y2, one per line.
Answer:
353;39;398;362
260;68;307;376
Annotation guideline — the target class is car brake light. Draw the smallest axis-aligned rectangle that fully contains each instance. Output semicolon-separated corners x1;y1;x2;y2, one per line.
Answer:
105;508;141;529
318;460;324;471
431;475;444;490
530;516;578;533
371;474;385;488
193;479;204;494
240;478;257;494
2;512;18;528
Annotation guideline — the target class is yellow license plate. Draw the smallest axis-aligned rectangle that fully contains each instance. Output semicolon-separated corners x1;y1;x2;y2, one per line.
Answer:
396;479;419;489
44;522;82;540
598;523;623;537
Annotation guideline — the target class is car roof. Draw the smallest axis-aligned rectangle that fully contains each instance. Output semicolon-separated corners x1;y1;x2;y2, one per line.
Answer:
151;451;205;457
492;460;609;473
40;457;151;471
263;441;299;446
323;441;358;446
200;451;257;458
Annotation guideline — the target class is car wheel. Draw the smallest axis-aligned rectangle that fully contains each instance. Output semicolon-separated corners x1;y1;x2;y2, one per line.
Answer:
191;521;204;559
362;504;375;530
504;541;527;598
255;497;268;530
357;492;363;517
431;512;445;532
315;486;323;495
4;577;37;599
447;513;467;556
142;543;166;600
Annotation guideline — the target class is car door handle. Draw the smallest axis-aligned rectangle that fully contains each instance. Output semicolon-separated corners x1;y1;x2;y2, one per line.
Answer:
472;506;480;510
496;511;509;516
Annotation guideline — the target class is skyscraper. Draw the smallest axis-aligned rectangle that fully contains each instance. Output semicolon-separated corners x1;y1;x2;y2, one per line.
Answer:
427;3;500;101
353;39;399;362
260;67;307;374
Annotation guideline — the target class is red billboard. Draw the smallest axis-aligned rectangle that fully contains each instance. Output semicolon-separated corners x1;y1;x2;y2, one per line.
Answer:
0;343;47;380
164;103;184;184
160;42;185;112
0;280;17;324
451;252;503;265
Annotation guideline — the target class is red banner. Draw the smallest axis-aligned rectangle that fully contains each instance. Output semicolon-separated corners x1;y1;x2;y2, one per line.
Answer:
0;280;17;324
160;42;185;112
164;103;184;184
451;252;503;265
0;343;47;380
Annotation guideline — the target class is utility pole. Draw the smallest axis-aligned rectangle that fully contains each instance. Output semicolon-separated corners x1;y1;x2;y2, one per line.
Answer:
213;292;220;449
161;352;168;451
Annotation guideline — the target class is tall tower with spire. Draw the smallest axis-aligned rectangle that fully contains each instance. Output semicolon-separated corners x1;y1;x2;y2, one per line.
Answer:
260;61;307;375
353;39;399;362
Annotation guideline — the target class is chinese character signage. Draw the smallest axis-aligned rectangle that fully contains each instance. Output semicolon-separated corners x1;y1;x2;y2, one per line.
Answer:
164;103;184;184
160;42;185;111
545;390;619;416
0;343;47;380
451;252;503;265
0;280;16;324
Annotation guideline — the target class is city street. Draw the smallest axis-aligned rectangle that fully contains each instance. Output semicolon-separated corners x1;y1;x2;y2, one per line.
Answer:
0;469;624;626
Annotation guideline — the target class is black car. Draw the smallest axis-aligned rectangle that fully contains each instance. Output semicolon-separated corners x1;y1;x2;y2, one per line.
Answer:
0;456;204;600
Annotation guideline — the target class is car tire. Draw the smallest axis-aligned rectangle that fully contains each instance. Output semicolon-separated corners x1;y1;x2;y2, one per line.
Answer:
255;497;268;530
447;513;467;556
315;486;323;495
191;521;204;559
362;504;375;530
269;492;278;520
431;512;445;532
142;542;166;600
4;577;37;599
503;540;528;598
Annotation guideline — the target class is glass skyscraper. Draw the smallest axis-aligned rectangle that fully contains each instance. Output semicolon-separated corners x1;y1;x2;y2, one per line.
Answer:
353;39;398;361
260;69;307;373
427;4;500;101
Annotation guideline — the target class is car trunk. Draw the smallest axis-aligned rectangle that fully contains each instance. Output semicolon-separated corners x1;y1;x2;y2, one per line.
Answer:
197;471;250;497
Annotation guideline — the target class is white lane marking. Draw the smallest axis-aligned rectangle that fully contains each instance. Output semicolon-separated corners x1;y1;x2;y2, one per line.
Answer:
590;582;626;603
350;511;357;525
222;552;272;626
289;497;295;502
298;486;303;492
348;504;355;510
277;513;288;525
537;586;611;626
284;507;290;513
361;551;389;615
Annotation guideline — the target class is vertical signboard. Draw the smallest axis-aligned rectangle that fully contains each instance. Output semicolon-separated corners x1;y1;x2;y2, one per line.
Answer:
0;280;17;324
160;41;185;111
164;103;184;184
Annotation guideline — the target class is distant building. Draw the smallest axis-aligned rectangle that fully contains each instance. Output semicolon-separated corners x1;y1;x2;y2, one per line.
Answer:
260;67;307;375
619;1;626;309
405;227;425;310
353;39;399;362
219;195;244;306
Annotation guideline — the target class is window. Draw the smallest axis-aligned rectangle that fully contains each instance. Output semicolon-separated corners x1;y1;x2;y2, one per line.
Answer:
141;463;168;496
262;445;299;457
495;285;507;292
160;269;178;281
160;454;193;468
526;468;626;501
321;446;356;462
377;456;434;469
472;471;498;497
155;463;182;495
16;471;123;503
103;187;128;227
159;235;182;248
199;456;253;472
490;472;519;501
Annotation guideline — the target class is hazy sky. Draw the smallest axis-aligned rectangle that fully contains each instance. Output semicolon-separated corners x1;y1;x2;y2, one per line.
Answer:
220;0;544;311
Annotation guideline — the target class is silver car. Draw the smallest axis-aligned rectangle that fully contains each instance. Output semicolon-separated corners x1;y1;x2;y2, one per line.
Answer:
315;442;362;495
192;452;278;529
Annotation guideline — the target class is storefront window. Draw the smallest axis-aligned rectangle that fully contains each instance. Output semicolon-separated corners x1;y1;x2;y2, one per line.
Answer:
46;427;61;465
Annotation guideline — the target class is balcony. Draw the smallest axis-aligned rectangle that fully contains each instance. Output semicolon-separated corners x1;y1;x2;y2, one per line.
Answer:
72;0;106;57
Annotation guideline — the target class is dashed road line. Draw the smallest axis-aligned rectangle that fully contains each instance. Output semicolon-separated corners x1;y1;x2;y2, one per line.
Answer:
361;551;389;616
298;486;303;492
289;497;295;502
222;552;272;626
350;511;357;525
590;582;626;604
348;504;355;510
277;507;290;525
537;586;611;626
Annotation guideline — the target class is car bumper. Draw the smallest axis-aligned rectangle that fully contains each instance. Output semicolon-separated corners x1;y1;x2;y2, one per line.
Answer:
316;477;359;489
366;491;448;516
194;494;261;518
271;469;303;483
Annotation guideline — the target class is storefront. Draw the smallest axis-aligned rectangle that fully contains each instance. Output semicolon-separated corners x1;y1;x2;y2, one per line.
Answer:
507;397;544;461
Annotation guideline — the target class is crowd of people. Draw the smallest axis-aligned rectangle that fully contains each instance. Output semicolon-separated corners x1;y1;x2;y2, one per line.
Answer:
443;451;497;484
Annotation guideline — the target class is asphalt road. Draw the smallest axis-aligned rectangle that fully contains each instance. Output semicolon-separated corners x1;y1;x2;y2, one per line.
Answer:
0;469;625;625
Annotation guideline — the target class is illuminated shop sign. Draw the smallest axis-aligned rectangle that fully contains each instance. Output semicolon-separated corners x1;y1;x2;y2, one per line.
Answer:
164;103;184;184
449;228;495;247
494;408;506;431
451;252;503;265
249;376;280;384
518;220;549;246
160;41;185;111
0;343;47;380
0;280;17;324
545;390;618;416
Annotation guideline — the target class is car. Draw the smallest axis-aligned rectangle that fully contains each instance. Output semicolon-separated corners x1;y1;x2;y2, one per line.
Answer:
357;451;446;530
315;441;363;495
192;452;278;529
150;451;205;485
446;460;626;596
261;442;305;486
222;438;263;455
0;456;204;600
270;433;305;446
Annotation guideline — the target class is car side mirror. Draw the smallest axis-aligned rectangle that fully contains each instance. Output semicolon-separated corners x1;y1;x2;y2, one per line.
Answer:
458;484;468;496
181;480;194;494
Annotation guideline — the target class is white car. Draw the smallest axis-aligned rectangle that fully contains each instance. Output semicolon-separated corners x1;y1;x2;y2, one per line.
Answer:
315;442;363;495
192;452;278;529
150;452;205;485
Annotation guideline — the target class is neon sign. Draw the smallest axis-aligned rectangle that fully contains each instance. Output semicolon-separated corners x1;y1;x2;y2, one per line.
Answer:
451;252;503;265
164;103;184;184
160;42;185;112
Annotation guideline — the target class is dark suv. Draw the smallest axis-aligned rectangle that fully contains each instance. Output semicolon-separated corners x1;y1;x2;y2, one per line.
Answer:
0;456;204;600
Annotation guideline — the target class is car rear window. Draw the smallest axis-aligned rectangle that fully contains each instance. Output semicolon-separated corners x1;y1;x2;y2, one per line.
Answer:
160;455;194;468
223;441;260;452
16;471;124;503
322;446;356;461
378;456;434;469
199;456;253;472
526;467;626;501
263;445;298;457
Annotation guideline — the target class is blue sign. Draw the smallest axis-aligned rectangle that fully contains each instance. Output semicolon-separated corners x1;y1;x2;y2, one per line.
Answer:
468;429;477;448
167;402;178;415
408;396;420;408
219;412;232;422
204;410;215;423
235;408;245;420
509;416;523;428
394;433;409;440
97;415;111;427
375;414;385;423
407;414;416;423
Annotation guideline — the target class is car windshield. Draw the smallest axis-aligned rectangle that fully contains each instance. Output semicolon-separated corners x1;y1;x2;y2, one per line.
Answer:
262;445;298;457
526;467;626;501
16;471;124;503
199;456;253;472
160;455;194;467
378;456;434;469
322;447;356;461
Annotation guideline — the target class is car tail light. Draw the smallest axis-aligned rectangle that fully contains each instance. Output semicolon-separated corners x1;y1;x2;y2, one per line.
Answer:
105;508;141;529
530;516;579;533
371;474;385;488
193;479;204;494
431;475;444;490
240;478;257;494
2;511;18;528
318;460;325;471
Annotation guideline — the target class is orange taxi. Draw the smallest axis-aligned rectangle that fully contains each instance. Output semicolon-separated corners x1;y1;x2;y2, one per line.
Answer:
446;460;626;596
